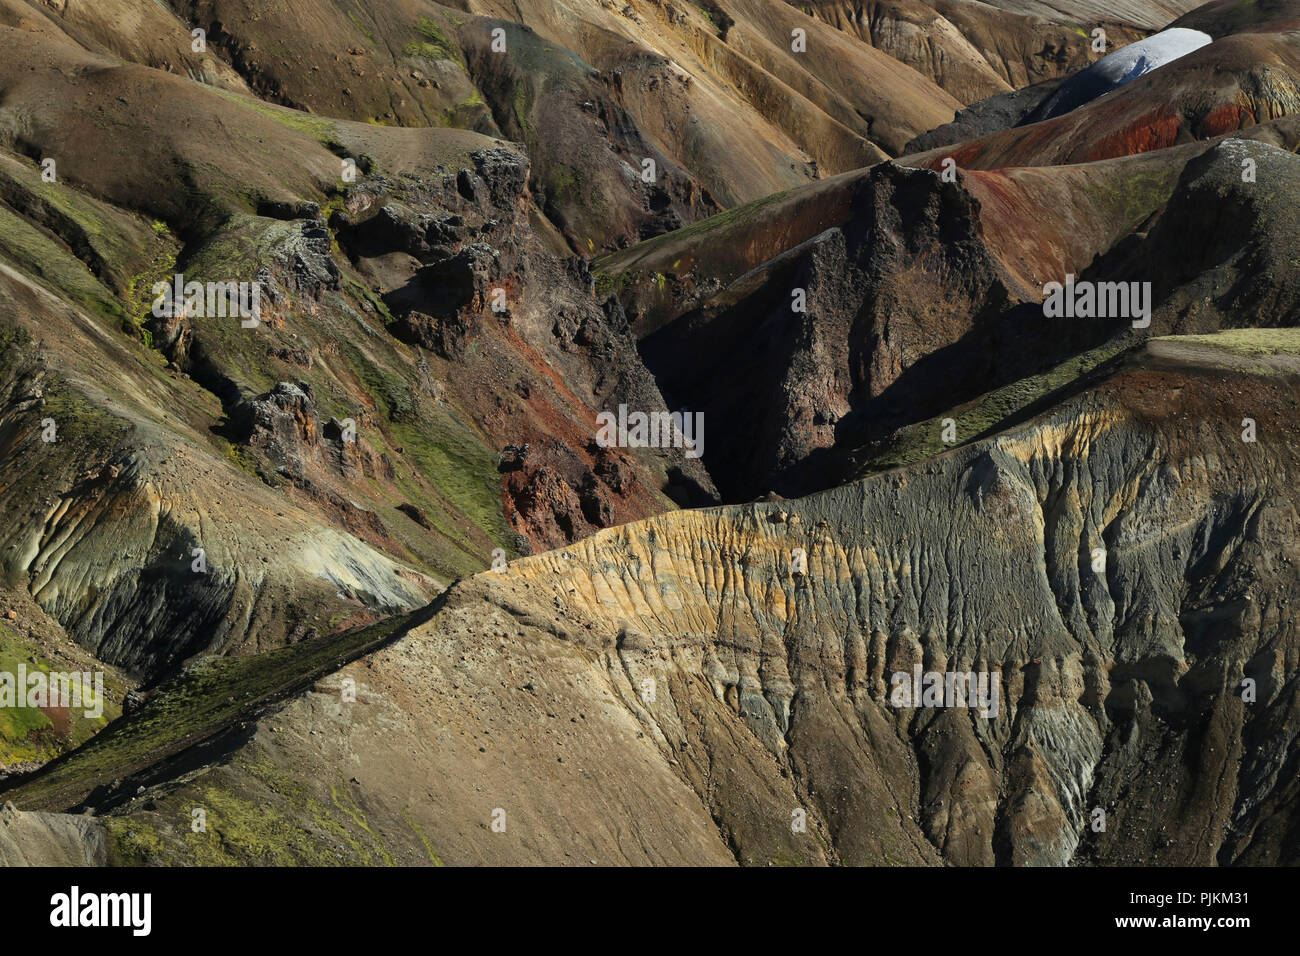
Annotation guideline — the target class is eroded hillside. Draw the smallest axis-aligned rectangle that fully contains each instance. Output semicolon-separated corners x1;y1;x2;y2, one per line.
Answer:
7;332;1299;866
1;0;1299;868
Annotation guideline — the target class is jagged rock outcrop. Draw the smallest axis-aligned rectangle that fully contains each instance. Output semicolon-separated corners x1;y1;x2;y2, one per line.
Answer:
0;5;723;693
619;150;1172;499
3;0;1300;869
600;121;1300;503
10;336;1297;866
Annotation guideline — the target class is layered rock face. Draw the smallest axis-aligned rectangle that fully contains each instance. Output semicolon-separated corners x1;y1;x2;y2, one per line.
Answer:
2;0;1300;868
433;344;1299;866
22;339;1297;866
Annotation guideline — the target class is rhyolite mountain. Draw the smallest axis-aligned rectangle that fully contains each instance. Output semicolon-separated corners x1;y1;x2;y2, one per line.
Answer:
1;0;1299;867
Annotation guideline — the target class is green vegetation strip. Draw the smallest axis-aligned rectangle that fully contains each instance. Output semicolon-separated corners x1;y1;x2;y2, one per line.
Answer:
1;604;438;812
0;623;124;767
855;339;1131;476
405;15;463;64
1157;327;1300;356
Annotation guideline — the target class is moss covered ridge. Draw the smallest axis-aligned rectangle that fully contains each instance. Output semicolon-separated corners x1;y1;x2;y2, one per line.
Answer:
0;602;440;814
0;620;126;769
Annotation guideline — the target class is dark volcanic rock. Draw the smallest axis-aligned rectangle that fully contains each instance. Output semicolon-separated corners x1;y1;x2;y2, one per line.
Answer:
639;162;1032;501
239;381;318;479
1091;139;1300;330
905;77;1066;154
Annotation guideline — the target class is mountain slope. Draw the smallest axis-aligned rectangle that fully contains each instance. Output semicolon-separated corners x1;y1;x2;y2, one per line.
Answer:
594;132;1300;500
7;331;1300;866
2;0;1300;869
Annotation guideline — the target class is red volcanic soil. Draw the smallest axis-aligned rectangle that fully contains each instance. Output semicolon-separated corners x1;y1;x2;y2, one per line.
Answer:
906;31;1300;170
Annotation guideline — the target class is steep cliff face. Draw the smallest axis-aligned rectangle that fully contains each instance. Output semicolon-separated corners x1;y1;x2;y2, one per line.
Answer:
12;335;1297;866
1;0;1299;868
443;340;1300;867
598;131;1300;502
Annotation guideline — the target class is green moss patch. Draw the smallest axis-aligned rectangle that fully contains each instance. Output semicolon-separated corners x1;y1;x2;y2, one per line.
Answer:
406;15;464;66
0;622;122;769
1159;327;1300;356
2;609;431;812
855;339;1130;476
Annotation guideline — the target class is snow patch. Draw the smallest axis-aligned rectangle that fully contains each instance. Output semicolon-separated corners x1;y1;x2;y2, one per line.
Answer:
1037;28;1212;120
